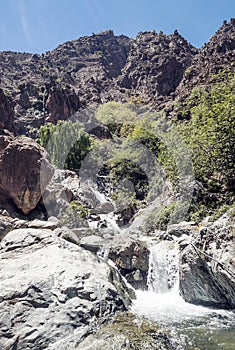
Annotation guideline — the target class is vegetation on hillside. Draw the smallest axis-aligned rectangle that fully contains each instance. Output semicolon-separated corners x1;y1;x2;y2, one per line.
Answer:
175;70;235;191
37;70;235;225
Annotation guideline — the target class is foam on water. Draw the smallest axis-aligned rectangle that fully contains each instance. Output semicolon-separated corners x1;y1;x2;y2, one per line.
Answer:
131;241;235;349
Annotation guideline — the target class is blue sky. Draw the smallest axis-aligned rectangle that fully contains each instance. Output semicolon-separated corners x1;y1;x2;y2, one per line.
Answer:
0;0;234;53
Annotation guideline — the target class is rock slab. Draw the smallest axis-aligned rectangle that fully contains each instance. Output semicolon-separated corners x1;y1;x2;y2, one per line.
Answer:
0;228;133;349
179;209;235;309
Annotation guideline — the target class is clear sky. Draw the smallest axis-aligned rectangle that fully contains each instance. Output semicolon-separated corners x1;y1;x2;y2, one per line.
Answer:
0;0;234;53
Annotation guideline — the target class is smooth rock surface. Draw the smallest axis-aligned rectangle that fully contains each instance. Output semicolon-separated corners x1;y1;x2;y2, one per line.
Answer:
0;228;133;349
80;235;105;253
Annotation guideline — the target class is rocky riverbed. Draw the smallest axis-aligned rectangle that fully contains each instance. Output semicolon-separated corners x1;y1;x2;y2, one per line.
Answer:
0;185;234;349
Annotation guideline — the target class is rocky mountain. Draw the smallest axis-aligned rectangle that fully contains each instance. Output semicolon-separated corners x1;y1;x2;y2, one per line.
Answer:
0;18;233;138
0;19;234;350
175;18;235;111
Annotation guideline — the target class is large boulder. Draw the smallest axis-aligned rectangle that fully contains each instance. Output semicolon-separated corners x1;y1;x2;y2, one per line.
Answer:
42;169;79;217
179;209;235;309
0;135;54;214
0;228;133;350
108;233;150;289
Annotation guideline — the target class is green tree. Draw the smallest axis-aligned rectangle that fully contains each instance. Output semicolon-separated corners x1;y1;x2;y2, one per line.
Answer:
38;120;92;170
176;72;235;189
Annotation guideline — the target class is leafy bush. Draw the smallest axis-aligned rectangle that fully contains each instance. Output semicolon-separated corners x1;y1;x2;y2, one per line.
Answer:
95;101;138;134
144;202;188;231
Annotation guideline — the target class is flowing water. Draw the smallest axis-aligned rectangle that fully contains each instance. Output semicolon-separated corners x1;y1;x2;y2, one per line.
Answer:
86;184;235;348
131;241;235;350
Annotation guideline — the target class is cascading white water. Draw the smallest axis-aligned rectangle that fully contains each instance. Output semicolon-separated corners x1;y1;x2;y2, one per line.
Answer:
147;241;179;293
131;240;235;349
80;182;235;348
86;181;122;233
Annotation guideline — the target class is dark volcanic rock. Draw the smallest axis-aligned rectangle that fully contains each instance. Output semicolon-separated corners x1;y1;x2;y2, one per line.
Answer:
46;86;80;123
0;29;197;136
0;22;234;135
0;135;54;214
119;30;197;102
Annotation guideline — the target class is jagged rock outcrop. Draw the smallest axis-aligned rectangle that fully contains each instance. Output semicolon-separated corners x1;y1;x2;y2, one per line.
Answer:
0;31;132;136
0;21;234;136
119;30;197;103
46;86;80;123
175;18;235;107
0;228;134;350
0;135;54;214
179;209;235;309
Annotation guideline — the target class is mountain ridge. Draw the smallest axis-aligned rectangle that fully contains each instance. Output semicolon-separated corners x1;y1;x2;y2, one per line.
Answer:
0;18;234;137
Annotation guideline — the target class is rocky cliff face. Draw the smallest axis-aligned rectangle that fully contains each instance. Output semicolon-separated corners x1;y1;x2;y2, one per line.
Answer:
118;30;197;103
175;19;235;108
0;30;132;136
179;209;235;309
0;88;14;131
1;20;234;137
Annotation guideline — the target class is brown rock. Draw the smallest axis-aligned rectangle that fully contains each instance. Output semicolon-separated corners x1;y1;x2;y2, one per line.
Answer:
119;30;197;100
0;129;14;153
0;88;14;131
0;136;54;214
46;87;80;124
175;19;235;106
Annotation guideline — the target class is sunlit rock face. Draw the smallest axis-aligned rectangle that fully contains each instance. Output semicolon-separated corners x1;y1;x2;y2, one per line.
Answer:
0;135;54;214
0;228;133;349
179;209;235;309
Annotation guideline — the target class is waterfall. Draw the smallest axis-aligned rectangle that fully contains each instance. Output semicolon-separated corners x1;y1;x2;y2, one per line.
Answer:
147;241;179;293
131;239;235;350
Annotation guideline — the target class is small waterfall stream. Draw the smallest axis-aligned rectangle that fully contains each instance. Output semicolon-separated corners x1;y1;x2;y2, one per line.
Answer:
131;241;235;350
83;183;235;348
147;241;179;293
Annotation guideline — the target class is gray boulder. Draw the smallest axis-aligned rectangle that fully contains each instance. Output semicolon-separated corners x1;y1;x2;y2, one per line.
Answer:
80;235;105;253
0;218;13;241
0;228;133;349
108;233;150;290
179;209;235;309
167;221;198;238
